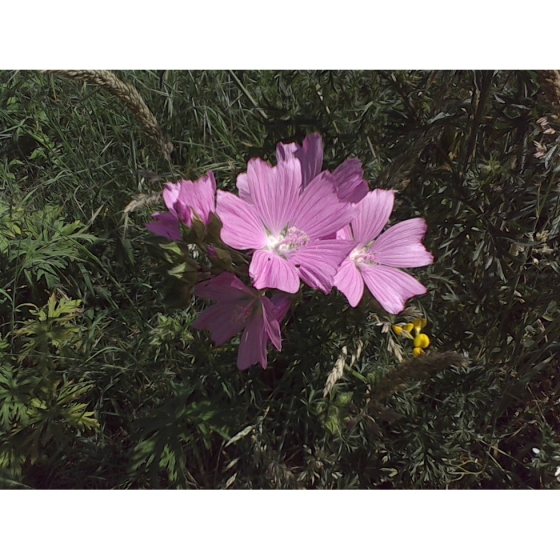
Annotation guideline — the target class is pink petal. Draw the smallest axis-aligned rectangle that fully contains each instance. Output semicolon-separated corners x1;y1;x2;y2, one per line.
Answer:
351;190;394;245
336;225;353;241
270;292;292;324
332;158;369;203
193;272;254;302
360;264;428;314
145;212;181;240
175;171;216;225
193;301;252;346
288;239;357;293
246;158;301;237
371;218;434;268
216;191;268;250
290;172;356;239
249;250;300;293
295;133;323;187
334;258;365;307
237;311;268;370
163;183;180;213
276;141;299;163
236;172;252;204
261;296;282;351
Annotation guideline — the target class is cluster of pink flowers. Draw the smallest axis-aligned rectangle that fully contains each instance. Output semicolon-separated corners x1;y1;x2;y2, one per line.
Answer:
146;133;433;370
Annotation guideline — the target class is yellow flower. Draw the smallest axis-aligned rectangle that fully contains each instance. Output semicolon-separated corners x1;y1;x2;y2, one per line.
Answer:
392;317;431;356
393;322;414;339
412;331;430;358
414;333;430;349
411;318;427;335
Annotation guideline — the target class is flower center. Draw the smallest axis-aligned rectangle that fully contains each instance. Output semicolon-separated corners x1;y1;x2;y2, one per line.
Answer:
267;226;310;256
350;246;377;266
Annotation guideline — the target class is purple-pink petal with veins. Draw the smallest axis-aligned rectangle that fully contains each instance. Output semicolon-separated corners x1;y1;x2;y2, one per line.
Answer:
145;212;181;240
175;171;216;225
359;264;428;315
193;272;254;302
249;250;300;293
294;133;323;187
261;296;282;351
270;292;292;324
290;172;356;240
334;258;365;307
351;190;395;247
216;190;268;250
236;172;252;204
162;183;180;214
192;300;252;346
332;158;369;203
336;225;353;241
246;158;301;237
237;309;268;370
288;239;357;293
371;218;434;268
276;141;299;163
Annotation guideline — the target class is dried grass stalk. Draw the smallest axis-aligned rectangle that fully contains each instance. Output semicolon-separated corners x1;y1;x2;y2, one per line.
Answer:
323;340;364;397
43;70;173;162
123;193;162;214
323;346;348;398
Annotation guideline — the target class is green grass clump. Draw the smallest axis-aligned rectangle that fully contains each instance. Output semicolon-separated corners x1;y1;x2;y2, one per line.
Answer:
0;70;559;488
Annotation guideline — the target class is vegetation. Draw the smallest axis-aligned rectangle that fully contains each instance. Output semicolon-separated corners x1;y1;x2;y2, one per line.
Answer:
1;70;559;488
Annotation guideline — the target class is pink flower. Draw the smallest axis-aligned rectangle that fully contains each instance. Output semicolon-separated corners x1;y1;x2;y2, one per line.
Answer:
237;133;369;204
217;158;357;294
280;133;370;203
146;171;216;240
334;189;434;314
192;273;290;370
277;133;324;189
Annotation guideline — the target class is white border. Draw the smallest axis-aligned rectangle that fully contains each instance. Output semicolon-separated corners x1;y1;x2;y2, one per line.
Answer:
2;490;558;557
3;2;557;69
